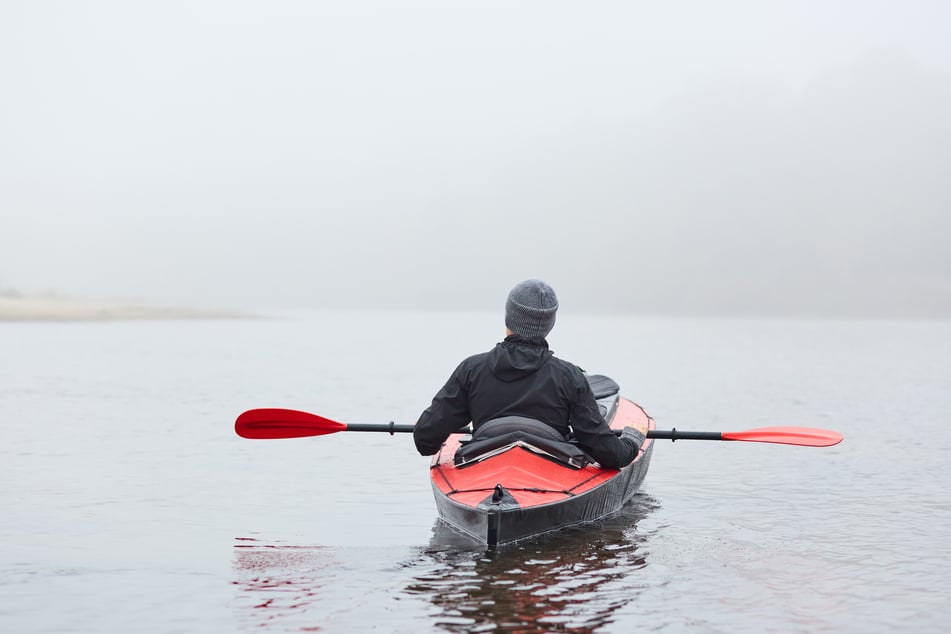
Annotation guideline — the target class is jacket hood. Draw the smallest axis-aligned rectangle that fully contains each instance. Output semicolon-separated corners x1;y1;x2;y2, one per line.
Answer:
488;335;554;382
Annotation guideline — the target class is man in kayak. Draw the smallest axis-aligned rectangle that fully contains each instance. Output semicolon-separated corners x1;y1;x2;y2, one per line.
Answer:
413;279;643;469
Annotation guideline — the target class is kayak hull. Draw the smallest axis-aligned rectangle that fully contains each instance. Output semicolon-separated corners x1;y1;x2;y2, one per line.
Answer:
429;389;655;545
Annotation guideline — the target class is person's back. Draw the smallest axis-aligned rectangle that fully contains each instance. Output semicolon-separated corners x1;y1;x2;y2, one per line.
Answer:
413;279;642;469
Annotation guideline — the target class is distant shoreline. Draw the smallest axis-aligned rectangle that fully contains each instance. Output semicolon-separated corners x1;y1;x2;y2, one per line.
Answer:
0;294;253;321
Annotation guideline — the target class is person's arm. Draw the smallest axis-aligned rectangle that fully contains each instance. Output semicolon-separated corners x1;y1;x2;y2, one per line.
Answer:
568;376;639;469
413;363;472;455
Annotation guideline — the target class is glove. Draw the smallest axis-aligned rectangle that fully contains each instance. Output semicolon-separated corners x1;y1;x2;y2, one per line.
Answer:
619;426;646;452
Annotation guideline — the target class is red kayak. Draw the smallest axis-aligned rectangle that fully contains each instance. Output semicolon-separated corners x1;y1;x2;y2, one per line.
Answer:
428;375;655;545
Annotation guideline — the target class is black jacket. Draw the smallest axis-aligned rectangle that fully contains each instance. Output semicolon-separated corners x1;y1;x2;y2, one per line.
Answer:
413;335;638;469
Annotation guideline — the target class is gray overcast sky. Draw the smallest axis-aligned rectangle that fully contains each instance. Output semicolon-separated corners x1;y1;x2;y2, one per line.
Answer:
2;1;949;317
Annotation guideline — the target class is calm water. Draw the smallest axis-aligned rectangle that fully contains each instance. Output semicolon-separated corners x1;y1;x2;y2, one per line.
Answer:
2;311;950;633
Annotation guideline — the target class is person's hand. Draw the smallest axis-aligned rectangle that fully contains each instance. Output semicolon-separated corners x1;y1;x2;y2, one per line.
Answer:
619;426;646;451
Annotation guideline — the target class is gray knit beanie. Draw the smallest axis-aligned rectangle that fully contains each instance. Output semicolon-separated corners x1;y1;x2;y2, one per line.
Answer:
505;279;559;338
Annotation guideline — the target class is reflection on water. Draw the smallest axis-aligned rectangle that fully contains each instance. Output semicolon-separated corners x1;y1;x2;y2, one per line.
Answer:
230;496;658;633
401;494;659;633
231;537;339;632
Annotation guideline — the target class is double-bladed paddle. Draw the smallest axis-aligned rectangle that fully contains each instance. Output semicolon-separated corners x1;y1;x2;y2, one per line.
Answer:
234;408;844;447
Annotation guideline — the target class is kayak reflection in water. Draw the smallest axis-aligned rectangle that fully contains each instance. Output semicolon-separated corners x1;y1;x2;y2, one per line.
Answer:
229;497;658;632
413;279;644;470
231;537;340;631
402;495;658;633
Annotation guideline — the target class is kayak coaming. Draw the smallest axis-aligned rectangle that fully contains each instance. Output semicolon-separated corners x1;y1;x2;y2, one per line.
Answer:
429;396;656;545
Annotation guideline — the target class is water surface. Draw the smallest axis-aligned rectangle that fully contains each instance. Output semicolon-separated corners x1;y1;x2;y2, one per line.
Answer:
2;312;949;632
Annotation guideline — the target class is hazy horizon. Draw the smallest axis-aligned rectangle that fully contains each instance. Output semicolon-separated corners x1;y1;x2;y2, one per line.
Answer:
2;1;949;318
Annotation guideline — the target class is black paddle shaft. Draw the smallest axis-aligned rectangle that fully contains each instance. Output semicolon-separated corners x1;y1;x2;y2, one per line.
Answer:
343;423;722;441
646;429;723;441
347;422;416;435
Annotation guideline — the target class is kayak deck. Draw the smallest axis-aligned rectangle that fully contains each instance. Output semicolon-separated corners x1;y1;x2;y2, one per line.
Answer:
429;395;655;545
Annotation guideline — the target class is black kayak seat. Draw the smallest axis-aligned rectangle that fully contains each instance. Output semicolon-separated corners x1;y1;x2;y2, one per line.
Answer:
586;374;619;399
454;416;591;469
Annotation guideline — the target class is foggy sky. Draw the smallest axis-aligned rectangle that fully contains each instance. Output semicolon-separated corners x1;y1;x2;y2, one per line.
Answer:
2;1;950;317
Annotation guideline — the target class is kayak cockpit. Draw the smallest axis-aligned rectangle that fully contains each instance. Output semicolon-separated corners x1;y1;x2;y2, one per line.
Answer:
453;416;591;469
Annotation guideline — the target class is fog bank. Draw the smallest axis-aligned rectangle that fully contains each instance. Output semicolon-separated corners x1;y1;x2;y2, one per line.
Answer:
2;2;949;317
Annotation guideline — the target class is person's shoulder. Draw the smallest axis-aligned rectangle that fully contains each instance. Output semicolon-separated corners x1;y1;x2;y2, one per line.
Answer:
452;346;495;372
548;354;587;380
461;350;491;366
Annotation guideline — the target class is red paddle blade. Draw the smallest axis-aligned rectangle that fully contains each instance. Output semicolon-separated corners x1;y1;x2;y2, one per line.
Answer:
721;426;843;447
235;408;347;439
